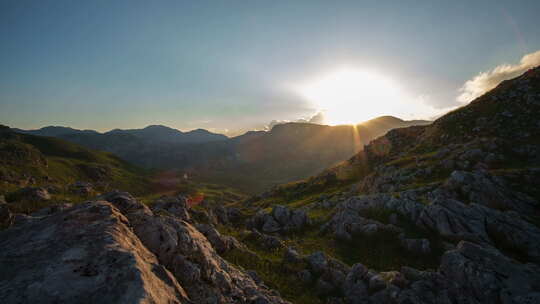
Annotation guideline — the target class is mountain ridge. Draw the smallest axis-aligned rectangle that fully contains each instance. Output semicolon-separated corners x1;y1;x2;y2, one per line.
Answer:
14;124;229;144
12;116;431;193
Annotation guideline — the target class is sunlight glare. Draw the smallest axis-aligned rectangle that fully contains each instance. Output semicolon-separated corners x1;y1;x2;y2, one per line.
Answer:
297;67;405;125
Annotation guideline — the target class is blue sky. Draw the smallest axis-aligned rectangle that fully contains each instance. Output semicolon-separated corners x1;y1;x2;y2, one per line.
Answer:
1;0;539;135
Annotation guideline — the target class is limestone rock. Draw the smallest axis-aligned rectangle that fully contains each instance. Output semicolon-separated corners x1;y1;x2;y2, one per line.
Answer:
283;247;302;264
151;195;191;221
308;251;328;275
101;191;289;303
262;217;281;233
0;201;189;303
248;205;310;234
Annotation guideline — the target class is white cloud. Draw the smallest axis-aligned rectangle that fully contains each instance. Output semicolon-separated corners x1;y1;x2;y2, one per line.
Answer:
265;112;326;130
457;50;540;103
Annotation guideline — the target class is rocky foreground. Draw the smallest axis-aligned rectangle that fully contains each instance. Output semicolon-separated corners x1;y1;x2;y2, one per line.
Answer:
0;192;287;304
2;188;540;304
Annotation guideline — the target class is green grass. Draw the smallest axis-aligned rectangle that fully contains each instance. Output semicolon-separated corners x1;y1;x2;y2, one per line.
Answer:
222;247;321;304
0;131;152;214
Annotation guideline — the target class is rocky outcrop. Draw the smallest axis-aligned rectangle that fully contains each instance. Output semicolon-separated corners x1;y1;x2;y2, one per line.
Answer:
438;241;540;303
0;201;189;303
247;229;285;250
99;191;289;304
195;223;242;254
322;196;405;241
418;197;540;263
151;194;191;221
276;241;540;303
0;192;289;304
247;205;310;233
443;170;537;214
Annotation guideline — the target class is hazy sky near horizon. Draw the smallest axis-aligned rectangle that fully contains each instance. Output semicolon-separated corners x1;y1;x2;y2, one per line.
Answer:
1;1;540;135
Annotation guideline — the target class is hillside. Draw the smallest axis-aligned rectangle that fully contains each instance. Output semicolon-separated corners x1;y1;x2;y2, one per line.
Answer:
0;125;152;214
200;67;540;302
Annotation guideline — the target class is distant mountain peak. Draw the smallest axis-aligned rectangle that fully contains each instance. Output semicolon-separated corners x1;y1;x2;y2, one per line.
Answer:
143;125;180;131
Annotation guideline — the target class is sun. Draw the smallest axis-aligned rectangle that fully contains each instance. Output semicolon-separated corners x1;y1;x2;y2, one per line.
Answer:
296;67;404;125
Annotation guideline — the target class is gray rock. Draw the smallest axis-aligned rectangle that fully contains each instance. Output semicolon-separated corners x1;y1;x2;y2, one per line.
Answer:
308;251;328;274
11;213;35;226
0;201;189;304
283;247;301;264
196;223;234;254
343;280;368;304
106;191;289;303
272;205;291;225
347;263;369;283
368;274;387;293
151;194;191;221
289;209;310;230
261;234;283;250
439;241;540;303
247;270;262;285
444;170;537;214
262;217;281;233
418;197;540;263
323;194;424;241
248;205;310;234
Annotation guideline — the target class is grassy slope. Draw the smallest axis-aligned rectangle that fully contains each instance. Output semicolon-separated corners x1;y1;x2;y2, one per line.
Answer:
0;127;151;212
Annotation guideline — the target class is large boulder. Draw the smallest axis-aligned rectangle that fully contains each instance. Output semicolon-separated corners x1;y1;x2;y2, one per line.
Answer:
151;195;191;221
271;205;291;225
0;201;189;303
247;205;311;234
418;198;540;262
195;223;241;254
308;251;328;275
438;241;540;303
248;230;284;250
444;170;537;214
262;217;281;233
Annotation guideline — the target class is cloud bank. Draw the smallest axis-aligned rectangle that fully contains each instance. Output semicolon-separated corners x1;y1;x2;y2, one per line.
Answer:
457;50;540;103
266;112;326;130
